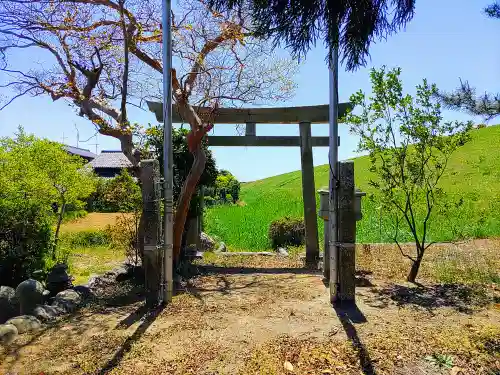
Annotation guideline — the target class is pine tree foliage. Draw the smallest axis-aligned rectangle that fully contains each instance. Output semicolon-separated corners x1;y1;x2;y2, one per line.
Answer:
436;2;499;120
208;0;416;71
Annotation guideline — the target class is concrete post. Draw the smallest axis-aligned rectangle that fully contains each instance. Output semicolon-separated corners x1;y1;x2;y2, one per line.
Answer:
299;121;319;266
317;188;330;279
337;161;356;303
140;159;161;307
323;220;330;278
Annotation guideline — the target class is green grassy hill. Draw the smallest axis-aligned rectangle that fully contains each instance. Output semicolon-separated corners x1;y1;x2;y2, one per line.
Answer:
204;125;500;251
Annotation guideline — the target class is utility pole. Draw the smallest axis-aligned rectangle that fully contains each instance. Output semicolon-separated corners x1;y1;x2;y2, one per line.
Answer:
88;134;99;154
161;0;174;304
328;44;340;304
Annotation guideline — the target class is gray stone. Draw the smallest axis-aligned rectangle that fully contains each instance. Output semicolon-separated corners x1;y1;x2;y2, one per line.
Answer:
46;263;73;296
86;274;100;289
33;304;62;321
216;242;227;253
0;286;18;323
200;232;215;251
52;289;82;313
103;263;130;282
73;285;92;300
277;247;289;257
0;324;18;346
15;279;44;314
6;315;41;334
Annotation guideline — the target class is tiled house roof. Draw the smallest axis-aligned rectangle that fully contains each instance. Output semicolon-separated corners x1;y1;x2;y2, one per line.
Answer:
63;145;97;160
88;150;133;169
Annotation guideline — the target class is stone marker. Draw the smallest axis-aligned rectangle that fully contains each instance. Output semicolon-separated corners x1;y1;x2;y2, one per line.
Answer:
0;324;18;346
6;315;41;334
200;232;215;251
337;161;356;302
16;279;45;315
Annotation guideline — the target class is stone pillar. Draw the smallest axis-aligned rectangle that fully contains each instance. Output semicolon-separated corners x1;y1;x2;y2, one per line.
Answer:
140;159;161;307
337;161;356;303
185;216;199;247
299;121;319;266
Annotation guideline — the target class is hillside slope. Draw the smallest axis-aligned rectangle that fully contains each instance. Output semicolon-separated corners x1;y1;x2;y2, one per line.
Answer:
205;125;500;251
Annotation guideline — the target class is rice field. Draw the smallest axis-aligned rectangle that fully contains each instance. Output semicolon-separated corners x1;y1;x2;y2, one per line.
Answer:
204;125;500;251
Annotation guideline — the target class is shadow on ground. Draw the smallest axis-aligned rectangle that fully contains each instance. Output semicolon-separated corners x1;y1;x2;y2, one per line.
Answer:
196;265;322;275
97;304;163;375
334;303;376;375
368;283;496;313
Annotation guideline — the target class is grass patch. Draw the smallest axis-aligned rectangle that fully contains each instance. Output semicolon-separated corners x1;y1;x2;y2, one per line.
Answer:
205;125;500;251
60;229;111;248
54;227;123;285
68;245;124;285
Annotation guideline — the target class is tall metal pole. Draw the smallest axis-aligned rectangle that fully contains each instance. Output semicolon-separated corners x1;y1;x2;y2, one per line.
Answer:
328;46;339;304
161;0;173;303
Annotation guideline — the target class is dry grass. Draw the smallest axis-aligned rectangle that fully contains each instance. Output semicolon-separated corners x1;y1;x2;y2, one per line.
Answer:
60;212;131;233
1;248;499;375
356;239;500;284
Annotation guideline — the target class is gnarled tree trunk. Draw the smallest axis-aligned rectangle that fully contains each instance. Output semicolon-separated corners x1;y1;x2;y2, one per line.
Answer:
172;145;207;262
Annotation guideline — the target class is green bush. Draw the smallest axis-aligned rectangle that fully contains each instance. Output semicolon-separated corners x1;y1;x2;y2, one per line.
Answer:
268;216;305;249
204;196;215;207
87;170;141;213
229;179;241;203
62;207;88;222
61;229;111;248
0;204;53;287
215;170;241;203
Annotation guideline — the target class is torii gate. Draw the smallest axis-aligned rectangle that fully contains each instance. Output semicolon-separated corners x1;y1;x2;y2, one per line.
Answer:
157;0;351;306
147;101;355;302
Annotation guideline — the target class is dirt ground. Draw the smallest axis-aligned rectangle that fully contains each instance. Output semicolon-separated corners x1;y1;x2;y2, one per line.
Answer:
1;255;499;375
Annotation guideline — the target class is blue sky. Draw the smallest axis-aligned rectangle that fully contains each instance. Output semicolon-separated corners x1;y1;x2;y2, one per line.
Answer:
1;0;498;182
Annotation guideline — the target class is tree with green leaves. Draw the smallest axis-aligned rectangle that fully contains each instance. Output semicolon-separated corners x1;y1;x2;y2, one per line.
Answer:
436;2;499;120
215;170;240;203
208;0;416;70
0;0;296;263
345;67;472;282
0;129;96;283
1;129;97;257
145;125;218;215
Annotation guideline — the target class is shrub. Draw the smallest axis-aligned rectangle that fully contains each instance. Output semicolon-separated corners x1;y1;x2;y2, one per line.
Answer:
87;170;141;213
60;229;111;248
204;196;215;207
0;204;53;287
63;206;88;222
108;213;141;265
268;217;305;249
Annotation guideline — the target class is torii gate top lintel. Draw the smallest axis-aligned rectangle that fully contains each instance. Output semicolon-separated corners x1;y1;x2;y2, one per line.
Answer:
147;101;352;124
